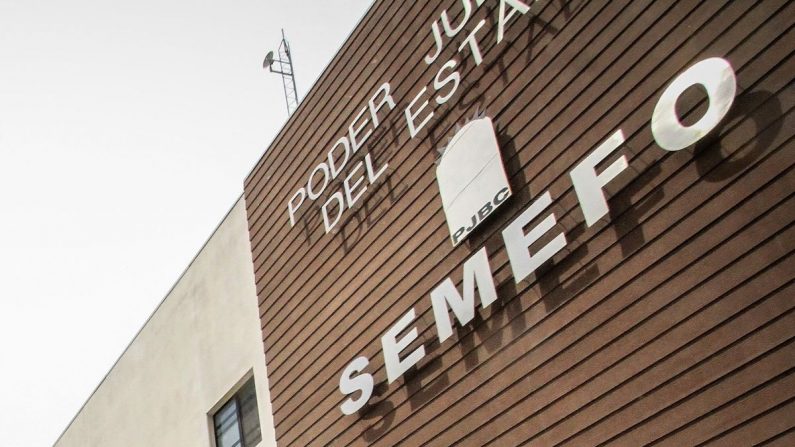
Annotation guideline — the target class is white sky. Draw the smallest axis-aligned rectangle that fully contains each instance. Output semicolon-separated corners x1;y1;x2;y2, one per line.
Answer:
0;1;373;445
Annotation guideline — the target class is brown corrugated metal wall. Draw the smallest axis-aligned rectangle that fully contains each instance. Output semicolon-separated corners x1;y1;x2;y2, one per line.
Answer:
243;0;795;445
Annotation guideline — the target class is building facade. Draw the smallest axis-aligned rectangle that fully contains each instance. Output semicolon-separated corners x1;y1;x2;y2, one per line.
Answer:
57;1;794;446
243;1;794;446
55;199;277;447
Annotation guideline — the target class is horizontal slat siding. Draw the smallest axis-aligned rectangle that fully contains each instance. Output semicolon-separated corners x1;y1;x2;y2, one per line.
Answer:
245;0;456;281
269;0;598;408
759;429;795;447
641;371;795;446
243;0;795;445
271;0;663;409
702;398;795;446
308;8;792;446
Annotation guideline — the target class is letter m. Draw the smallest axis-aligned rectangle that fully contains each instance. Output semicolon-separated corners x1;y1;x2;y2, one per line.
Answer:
430;247;498;343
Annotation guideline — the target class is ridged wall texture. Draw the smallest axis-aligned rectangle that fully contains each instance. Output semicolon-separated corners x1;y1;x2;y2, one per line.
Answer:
244;1;795;445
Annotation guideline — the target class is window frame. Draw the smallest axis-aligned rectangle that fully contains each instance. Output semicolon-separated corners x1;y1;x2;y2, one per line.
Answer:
209;371;261;447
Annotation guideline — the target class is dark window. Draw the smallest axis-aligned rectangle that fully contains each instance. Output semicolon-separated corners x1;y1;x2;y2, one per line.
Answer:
213;378;262;447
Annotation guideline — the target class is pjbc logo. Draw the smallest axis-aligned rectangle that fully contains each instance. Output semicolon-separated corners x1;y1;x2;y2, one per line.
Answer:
436;116;512;246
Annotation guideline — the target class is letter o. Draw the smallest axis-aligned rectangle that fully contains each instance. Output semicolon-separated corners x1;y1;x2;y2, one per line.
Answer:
307;163;331;200
651;57;737;152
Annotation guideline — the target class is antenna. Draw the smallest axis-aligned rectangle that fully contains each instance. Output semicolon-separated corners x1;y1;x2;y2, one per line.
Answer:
263;29;299;116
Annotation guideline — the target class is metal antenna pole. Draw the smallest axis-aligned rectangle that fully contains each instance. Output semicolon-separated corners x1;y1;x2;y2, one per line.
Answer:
263;30;299;116
279;30;299;115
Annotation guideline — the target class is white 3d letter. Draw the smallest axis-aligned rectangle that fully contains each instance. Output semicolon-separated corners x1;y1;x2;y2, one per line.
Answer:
652;57;737;151
431;247;498;343
502;191;567;283
570;130;629;227
339;356;374;415
382;308;426;383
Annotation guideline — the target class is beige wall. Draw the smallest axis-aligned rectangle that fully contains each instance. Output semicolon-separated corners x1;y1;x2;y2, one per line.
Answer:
55;197;276;447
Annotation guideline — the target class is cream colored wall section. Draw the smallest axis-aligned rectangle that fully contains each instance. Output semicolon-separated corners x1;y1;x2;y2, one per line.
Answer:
54;197;276;447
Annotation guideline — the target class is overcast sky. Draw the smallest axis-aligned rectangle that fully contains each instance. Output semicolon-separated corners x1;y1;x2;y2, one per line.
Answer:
0;1;372;445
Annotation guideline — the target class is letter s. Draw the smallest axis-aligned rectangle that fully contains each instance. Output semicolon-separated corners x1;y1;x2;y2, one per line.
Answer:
434;60;461;105
339;356;374;415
